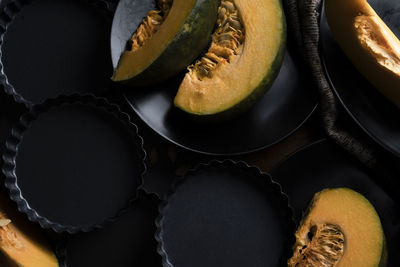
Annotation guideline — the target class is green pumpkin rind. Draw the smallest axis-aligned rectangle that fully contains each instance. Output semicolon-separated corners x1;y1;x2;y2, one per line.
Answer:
378;238;388;267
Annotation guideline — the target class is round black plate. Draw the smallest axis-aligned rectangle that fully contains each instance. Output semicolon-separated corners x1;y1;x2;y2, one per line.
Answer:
2;95;145;233
64;193;161;267
0;0;113;106
320;0;400;157
156;161;294;267
111;0;318;156
271;139;400;266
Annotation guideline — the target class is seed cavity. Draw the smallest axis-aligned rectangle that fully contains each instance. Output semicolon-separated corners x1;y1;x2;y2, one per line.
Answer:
127;0;173;53
288;224;345;267
188;0;245;80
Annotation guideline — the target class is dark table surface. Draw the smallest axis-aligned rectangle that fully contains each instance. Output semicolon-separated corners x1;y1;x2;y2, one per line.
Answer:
1;0;400;266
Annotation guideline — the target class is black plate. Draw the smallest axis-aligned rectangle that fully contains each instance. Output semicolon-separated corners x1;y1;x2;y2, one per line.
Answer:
111;0;318;156
2;95;146;233
156;160;295;267
320;0;400;157
0;0;113;106
271;139;400;266
63;192;162;267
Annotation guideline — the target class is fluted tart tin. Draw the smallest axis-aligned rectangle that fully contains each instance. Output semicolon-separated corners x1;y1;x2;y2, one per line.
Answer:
0;0;114;106
2;94;146;233
156;160;295;267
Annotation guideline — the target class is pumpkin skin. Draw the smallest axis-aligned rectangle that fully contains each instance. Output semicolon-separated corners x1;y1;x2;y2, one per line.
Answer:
112;0;219;86
174;0;286;119
289;188;386;267
326;0;400;108
0;194;58;267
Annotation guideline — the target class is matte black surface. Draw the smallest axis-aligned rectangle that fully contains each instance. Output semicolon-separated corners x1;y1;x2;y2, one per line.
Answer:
320;0;400;157
157;161;294;267
111;0;317;155
64;193;161;267
3;96;145;232
271;140;400;266
0;0;113;105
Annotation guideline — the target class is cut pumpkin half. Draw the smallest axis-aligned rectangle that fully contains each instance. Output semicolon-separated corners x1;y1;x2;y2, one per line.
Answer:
289;188;386;267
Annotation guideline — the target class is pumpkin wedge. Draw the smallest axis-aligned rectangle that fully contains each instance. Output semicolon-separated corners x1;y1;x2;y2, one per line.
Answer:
0;194;58;267
326;0;400;107
289;188;386;267
112;0;219;85
174;0;286;117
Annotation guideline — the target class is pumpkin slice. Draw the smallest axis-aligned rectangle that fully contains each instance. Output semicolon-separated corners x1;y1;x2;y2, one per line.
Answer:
112;0;219;85
174;0;286;117
326;0;400;107
288;188;386;267
0;194;58;267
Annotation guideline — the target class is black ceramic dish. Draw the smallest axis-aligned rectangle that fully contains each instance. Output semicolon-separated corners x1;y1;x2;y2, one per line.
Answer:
156;160;295;267
60;191;162;267
0;0;114;106
111;0;318;156
2;94;146;233
320;0;400;157
270;139;400;266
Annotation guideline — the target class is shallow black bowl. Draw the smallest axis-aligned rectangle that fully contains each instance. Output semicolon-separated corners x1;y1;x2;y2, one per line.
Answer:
320;0;400;157
111;0;318;156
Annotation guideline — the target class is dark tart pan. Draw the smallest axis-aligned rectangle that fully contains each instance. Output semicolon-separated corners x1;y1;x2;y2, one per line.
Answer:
61;192;162;267
0;0;114;106
156;160;295;267
2;94;146;233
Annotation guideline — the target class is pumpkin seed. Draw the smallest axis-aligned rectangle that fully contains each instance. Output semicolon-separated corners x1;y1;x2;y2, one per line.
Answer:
0;219;11;227
222;1;235;12
229;18;242;30
219;7;226;19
